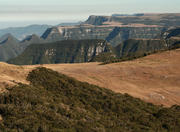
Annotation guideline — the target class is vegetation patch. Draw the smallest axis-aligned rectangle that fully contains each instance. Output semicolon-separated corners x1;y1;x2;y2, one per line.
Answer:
0;67;179;131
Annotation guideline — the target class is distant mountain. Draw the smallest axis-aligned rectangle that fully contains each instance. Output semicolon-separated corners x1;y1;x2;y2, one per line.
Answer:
112;13;145;17
85;13;180;26
0;33;44;61
21;34;43;44
0;24;51;40
0;33;19;44
8;39;113;65
0;34;23;61
1;14;180;62
41;26;63;42
57;21;82;26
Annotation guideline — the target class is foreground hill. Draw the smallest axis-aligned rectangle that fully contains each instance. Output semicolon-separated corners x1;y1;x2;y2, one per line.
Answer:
0;67;180;131
1;49;180;106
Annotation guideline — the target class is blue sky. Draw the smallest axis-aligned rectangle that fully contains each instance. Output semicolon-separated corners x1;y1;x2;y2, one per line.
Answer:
0;0;180;29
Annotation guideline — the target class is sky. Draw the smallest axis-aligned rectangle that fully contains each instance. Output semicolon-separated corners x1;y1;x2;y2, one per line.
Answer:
0;0;180;29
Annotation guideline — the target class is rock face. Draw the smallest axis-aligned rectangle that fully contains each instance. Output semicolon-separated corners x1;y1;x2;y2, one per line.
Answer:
8;39;113;65
42;25;164;46
106;27;163;46
41;25;114;43
161;27;180;39
84;15;110;25
115;38;180;58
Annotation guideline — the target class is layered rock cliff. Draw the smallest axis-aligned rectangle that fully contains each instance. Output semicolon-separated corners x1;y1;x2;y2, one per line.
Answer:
42;25;164;46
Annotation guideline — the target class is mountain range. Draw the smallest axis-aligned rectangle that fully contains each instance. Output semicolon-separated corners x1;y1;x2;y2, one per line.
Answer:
0;13;180;131
0;25;51;40
0;13;180;63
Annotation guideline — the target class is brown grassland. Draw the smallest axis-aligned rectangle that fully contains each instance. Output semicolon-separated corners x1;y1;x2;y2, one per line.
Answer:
0;49;180;107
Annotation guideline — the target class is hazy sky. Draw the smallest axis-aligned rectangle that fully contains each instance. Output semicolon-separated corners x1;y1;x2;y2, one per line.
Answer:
0;0;180;29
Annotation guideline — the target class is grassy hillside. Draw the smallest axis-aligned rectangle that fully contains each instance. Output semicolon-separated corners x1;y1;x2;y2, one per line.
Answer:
0;67;180;131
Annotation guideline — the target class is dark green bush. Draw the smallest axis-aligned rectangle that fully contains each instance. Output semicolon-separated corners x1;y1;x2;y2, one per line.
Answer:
0;67;179;131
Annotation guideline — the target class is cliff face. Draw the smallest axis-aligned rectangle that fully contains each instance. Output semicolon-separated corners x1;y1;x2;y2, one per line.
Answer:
84;15;110;25
8;39;113;65
161;27;180;39
106;27;163;46
42;25;164;46
85;14;180;26
115;38;180;58
41;25;114;43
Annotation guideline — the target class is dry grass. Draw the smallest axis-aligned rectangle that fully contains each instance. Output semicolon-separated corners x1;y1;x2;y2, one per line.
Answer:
0;49;180;107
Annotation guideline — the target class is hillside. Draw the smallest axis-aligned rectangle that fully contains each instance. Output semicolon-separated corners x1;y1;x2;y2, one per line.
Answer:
8;39;113;65
0;34;24;61
0;67;180;131
1;49;180;107
8;37;180;65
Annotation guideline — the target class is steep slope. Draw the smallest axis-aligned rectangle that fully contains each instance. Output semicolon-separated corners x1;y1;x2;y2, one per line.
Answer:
21;34;42;43
8;36;180;65
161;27;180;39
42;25;163;46
106;27;163;46
41;25;114;43
0;33;19;45
0;34;23;61
19;34;44;51
0;67;180;131
115;39;167;58
8;39;113;65
0;33;45;61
